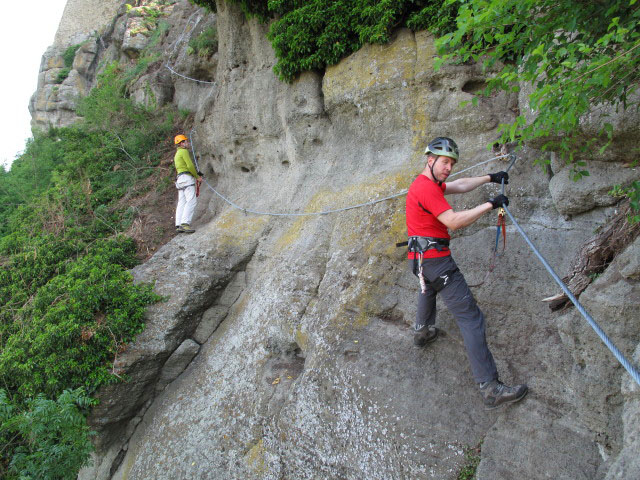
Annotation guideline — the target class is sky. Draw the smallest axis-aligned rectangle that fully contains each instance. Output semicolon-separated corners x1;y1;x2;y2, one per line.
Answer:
0;0;69;170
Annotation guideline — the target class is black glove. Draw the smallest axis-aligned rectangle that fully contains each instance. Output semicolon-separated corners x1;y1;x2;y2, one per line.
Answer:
488;194;509;209
197;171;203;176
488;171;509;184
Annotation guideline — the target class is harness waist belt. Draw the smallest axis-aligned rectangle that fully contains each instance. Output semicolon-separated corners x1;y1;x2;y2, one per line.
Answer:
177;172;194;178
407;236;450;253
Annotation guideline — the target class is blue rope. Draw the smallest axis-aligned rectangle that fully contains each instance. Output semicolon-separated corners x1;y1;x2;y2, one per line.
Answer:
503;205;640;387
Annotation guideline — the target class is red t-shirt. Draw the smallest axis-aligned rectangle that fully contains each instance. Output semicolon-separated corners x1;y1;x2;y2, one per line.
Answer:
406;174;452;258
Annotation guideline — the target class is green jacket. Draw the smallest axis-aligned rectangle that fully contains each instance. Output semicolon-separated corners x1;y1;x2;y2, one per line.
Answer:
174;148;199;178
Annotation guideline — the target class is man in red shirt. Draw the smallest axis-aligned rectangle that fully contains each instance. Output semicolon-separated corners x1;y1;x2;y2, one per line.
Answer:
406;137;527;409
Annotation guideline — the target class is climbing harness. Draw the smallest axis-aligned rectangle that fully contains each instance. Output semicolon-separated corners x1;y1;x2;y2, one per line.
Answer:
399;236;454;293
175;177;195;191
399;236;450;252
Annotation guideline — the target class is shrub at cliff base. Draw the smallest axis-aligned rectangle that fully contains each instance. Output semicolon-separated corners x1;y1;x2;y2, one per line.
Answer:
0;60;171;478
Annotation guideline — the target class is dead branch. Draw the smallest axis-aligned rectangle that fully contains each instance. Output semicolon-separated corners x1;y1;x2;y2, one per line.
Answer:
546;200;640;311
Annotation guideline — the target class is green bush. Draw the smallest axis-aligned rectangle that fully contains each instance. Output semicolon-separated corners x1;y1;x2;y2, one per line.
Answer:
610;180;640;223
0;53;175;477
435;0;640;210
267;0;459;82
55;44;82;84
190;1;456;81
405;0;457;35
0;389;95;479
63;44;82;69
0;237;160;400
55;67;71;84
187;26;218;57
127;1;172;34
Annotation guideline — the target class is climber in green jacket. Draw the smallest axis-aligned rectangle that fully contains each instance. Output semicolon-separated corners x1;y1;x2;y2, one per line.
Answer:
173;134;202;234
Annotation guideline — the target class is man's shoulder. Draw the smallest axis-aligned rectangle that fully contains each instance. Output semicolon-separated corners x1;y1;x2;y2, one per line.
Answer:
410;175;444;194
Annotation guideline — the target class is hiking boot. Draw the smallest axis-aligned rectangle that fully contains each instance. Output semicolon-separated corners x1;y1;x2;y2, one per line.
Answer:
179;223;195;234
176;225;183;233
413;324;438;346
479;379;528;410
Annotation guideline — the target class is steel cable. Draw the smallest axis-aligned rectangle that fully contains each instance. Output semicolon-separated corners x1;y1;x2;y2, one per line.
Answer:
189;130;512;217
503;205;640;387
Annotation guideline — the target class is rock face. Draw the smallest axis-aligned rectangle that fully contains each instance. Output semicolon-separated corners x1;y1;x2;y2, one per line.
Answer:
34;1;639;479
54;0;122;47
30;0;123;129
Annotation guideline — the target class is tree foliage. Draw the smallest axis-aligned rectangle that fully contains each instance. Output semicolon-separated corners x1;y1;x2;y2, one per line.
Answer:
0;389;95;479
435;0;640;167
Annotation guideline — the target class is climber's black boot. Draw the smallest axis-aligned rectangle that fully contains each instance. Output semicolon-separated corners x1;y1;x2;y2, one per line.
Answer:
479;379;528;410
413;324;438;346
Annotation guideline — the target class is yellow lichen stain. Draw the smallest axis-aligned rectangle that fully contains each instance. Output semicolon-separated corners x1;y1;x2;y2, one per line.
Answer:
324;29;417;103
274;216;308;251
332;170;413;254
332;220;407;332
411;95;430;154
273;190;335;251
214;209;268;248
353;301;372;329
294;328;309;353
331;282;383;331
414;30;437;74
331;169;413;248
246;438;267;475
357;265;392;325
47;57;65;69
370;208;408;258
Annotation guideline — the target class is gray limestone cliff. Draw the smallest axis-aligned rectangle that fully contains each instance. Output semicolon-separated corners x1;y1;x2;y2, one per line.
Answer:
29;1;640;479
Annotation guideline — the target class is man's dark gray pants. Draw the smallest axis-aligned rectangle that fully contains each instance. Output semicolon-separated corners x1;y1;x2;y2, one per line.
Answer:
410;256;498;383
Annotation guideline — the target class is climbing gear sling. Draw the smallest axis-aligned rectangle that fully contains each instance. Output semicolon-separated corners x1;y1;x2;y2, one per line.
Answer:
468;207;507;288
469;154;517;287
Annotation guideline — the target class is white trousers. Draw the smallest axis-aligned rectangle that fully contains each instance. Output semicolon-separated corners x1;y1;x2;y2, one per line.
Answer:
175;175;197;226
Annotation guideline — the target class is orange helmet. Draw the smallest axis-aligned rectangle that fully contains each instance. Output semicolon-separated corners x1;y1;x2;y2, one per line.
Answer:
174;134;188;145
